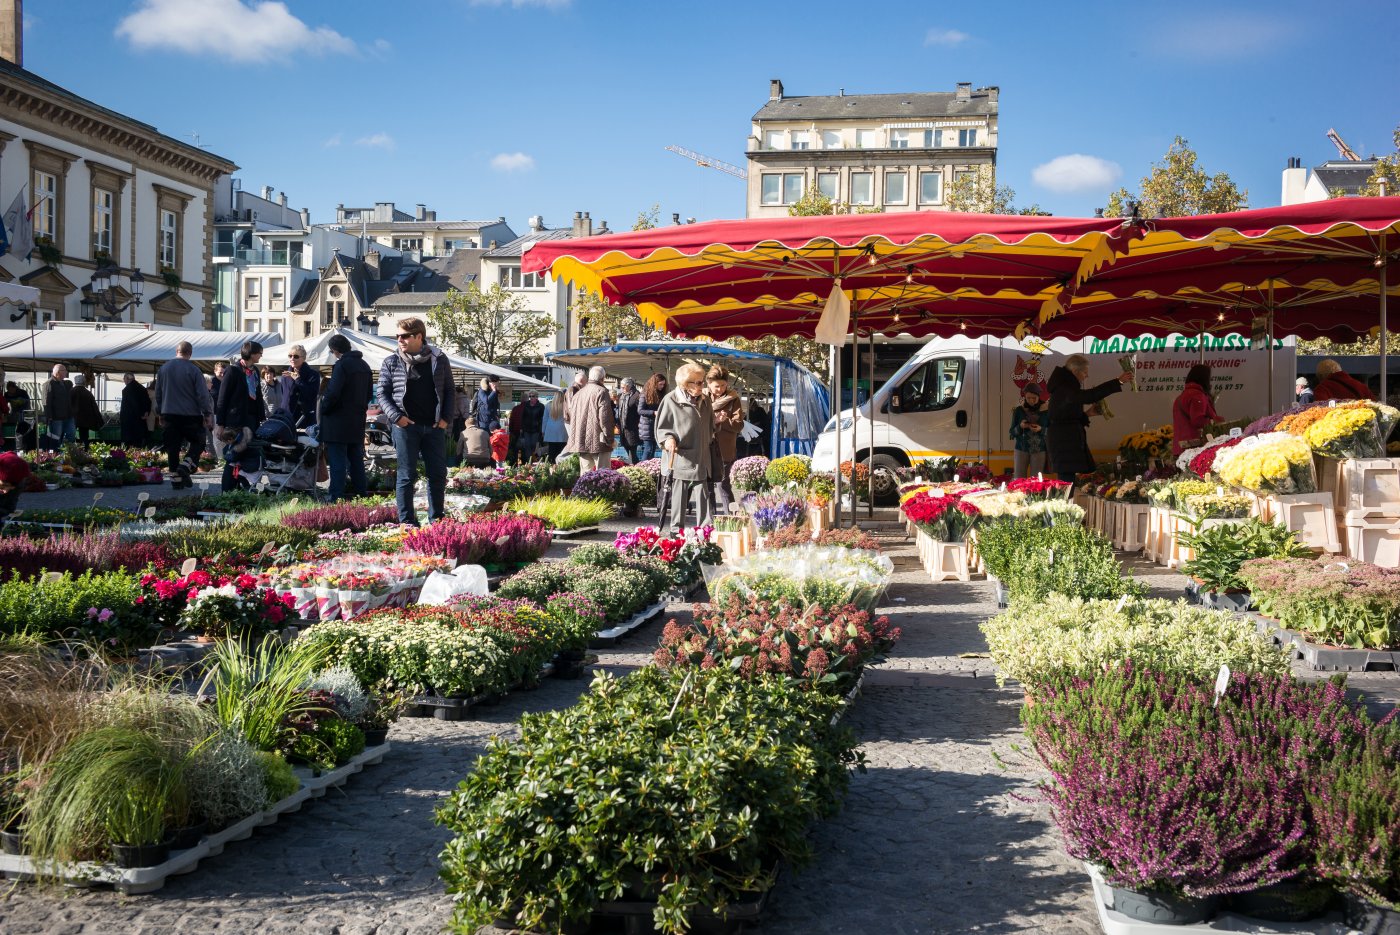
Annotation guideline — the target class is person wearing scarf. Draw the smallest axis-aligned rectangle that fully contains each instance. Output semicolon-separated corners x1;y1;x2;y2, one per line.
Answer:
376;317;455;525
654;362;716;533
215;340;268;492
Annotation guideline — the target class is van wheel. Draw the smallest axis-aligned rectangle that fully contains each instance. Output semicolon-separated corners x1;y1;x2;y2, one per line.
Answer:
863;454;904;505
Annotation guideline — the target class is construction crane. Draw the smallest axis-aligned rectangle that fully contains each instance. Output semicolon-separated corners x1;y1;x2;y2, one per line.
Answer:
1327;128;1361;162
665;146;748;180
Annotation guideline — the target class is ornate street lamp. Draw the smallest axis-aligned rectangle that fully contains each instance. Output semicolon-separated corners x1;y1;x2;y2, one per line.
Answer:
88;264;145;322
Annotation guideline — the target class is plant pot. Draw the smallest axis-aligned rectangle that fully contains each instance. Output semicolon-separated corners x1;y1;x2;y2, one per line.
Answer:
170;820;208;850
1229;879;1335;922
110;838;173;868
1;824;25;855
362;727;389;746
1345;892;1400;935
1105;882;1218;925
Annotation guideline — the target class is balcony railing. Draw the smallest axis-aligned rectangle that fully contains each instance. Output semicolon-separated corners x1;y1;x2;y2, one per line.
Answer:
211;245;304;266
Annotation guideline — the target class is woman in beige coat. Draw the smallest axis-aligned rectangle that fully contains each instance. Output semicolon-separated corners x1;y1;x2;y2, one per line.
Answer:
706;365;743;513
654;362;715;532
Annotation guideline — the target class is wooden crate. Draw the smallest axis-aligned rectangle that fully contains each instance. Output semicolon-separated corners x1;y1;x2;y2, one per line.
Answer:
916;531;971;582
1318;457;1400;516
1343;511;1400;568
1262;491;1341;553
1115;504;1151;553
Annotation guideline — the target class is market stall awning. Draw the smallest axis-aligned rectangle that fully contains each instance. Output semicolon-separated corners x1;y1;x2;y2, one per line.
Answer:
260;327;557;394
0;282;40;306
523;210;1128;334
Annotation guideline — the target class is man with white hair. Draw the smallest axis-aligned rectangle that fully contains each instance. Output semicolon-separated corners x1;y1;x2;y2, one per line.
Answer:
41;364;74;450
564;364;616;473
1295;377;1315;405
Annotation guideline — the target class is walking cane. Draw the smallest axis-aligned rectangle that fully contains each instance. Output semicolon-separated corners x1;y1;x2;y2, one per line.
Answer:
657;445;676;531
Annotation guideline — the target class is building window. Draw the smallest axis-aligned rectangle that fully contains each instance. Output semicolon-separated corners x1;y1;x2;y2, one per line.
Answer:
499;265;545;288
884;172;908;205
791;131;810;150
245;320;259;333
92;189;113;256
820;130;842;149
783;173;804;205
856;129;879;149
160;209;179;269
269;319;284;336
303;321;312;338
393;237;421;251
763;130;784;150
850;172;873;205
817;172;839;200
329;284;342;298
760;174;782;205
245;278;260;299
271;278;285;300
955;169;976;187
889;130;911;149
920;130;936;147
959;128;978;147
919;171;943;205
33;171;56;239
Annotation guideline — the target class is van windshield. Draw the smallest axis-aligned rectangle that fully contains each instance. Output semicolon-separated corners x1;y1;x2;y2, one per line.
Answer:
900;358;965;412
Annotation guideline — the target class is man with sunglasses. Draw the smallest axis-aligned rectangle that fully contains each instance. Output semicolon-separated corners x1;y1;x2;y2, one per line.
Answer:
376;318;455;524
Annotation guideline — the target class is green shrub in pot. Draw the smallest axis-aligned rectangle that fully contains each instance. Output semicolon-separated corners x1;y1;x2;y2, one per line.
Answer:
1180;519;1312;595
437;667;860;934
980;594;1290;693
977;519;1142;603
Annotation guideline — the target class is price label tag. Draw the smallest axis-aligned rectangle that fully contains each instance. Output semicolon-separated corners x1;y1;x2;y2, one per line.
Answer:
91;492;103;503
1115;594;1129;613
1329;399;1337;408
1217;485;1224;497
1213;663;1231;707
1135;474;1142;482
136;492;150;505
953;474;960;483
289;497;300;509
180;557;198;576
43;571;62;582
1046;548;1054;566
144;507;157;519
1037;472;1043;482
1229;427;1242;438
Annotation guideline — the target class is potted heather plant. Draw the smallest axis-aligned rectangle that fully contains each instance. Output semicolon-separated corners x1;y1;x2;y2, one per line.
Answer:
571;468;630;506
729;455;770;494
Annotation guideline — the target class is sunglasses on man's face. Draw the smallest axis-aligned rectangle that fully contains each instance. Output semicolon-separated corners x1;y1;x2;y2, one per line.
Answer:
289;355;303;360
396;333;421;342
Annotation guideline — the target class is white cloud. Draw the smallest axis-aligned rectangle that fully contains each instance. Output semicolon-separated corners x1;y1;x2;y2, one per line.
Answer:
923;28;969;47
355;133;395;151
115;0;357;64
470;0;572;8
322;133;342;148
369;38;393;58
1032;154;1123;194
491;152;536;173
1150;11;1301;59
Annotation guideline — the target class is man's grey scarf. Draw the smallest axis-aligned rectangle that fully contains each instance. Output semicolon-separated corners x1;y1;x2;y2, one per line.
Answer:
399;344;433;379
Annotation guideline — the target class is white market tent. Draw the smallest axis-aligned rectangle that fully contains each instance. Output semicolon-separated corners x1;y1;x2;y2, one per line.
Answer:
0;326;284;375
260;327;557;395
0;282;40;306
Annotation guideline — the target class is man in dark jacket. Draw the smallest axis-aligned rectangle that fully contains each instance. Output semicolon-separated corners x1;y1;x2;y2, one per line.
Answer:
42;364;74;450
320;333;372;501
71;374;104;446
119;372;150;446
155;342;214;488
509;390;544;463
216;341;267;491
1044;354;1132;483
376;317;455;525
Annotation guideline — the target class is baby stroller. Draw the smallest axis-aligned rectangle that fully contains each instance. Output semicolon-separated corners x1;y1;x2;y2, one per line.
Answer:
256;412;320;493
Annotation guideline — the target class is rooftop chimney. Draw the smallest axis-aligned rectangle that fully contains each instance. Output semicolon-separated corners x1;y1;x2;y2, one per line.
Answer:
955;81;972;102
261;185;274;201
299;207;310;228
671;213;681;226
571;212;592;238
0;0;21;67
415;203;426;221
278;191;287;207
769;78;783;101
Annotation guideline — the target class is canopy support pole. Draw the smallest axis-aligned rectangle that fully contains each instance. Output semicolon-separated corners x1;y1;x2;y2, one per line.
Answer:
831;343;842;529
867;327;875;519
848;310;859;531
1266;281;1276;414
1382;233;1389;404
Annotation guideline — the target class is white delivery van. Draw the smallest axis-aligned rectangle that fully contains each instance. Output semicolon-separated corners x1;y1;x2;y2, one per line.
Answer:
811;333;1295;500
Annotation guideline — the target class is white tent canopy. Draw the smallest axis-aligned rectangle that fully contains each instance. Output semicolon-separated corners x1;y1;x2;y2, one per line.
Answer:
0;326;284;374
260;327;557;394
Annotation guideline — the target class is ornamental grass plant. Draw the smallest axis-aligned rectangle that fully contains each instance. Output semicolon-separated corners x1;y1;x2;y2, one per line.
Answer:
506;493;613;530
198;636;331;753
1025;664;1375;899
437;667;860;935
980;594;1290;692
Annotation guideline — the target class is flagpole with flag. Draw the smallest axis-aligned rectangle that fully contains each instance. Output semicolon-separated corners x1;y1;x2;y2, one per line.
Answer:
1;185;33;260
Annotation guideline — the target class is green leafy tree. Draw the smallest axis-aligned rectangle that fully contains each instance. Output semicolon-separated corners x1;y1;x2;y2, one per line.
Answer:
1355;123;1400;197
1105;136;1247;217
1297;331;1400;357
426;284;557;364
944;166;1044;215
786;188;883;217
633;203;660;231
724;335;830;375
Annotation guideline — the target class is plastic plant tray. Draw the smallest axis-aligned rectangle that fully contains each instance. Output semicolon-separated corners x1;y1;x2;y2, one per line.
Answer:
590;599;669;647
548;525;601;539
1248;614;1400;672
0;743;390;895
1084;864;1348;935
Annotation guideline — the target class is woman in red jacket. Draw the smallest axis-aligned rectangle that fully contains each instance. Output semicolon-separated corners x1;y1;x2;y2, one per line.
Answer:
1172;364;1219;457
1313;359;1375;403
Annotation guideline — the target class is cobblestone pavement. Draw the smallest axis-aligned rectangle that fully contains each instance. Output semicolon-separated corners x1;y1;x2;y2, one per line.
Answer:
5;527;1395;934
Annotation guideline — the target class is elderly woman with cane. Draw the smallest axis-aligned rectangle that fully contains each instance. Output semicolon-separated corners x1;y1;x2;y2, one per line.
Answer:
654;362;716;533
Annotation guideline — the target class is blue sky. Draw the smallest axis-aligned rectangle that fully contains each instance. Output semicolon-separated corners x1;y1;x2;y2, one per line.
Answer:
24;0;1400;233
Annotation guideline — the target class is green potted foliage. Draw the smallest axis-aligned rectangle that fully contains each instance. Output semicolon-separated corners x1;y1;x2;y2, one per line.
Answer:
1179;519;1312;612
